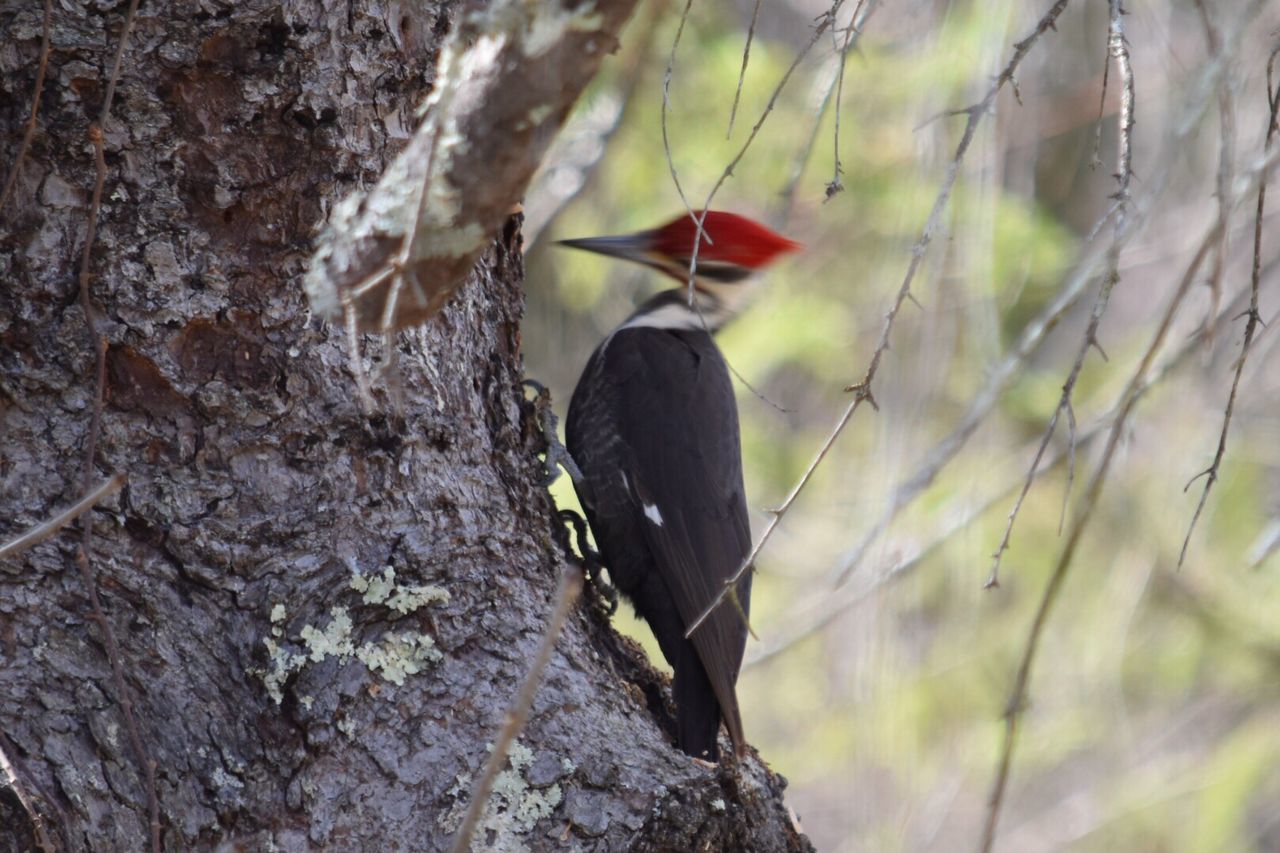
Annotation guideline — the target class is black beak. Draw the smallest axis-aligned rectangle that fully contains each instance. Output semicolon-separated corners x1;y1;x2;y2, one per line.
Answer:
555;232;657;265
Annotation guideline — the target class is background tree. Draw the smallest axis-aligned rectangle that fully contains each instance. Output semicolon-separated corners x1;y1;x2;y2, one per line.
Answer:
0;0;808;850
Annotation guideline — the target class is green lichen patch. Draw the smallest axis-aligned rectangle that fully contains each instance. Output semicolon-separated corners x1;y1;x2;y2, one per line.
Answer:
355;631;442;685
350;566;450;615
438;740;564;851
300;606;355;662
255;571;449;704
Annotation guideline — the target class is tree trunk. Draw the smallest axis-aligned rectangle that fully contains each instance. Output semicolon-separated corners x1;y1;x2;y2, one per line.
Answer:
0;1;810;850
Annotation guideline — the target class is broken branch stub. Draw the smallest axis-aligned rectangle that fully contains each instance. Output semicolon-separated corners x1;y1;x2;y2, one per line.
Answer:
305;0;640;333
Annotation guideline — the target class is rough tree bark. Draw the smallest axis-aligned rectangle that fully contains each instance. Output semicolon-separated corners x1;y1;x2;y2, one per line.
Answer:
0;1;811;850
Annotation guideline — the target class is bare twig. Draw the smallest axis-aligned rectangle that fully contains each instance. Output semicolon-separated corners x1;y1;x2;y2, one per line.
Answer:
830;202;1121;587
659;0;867;412
775;72;838;222
342;296;376;414
801;0;1262;605
978;141;1280;853
73;2;161;849
664;0;849;307
979;229;1209;853
726;0;763;138
687;0;1073;638
987;0;1133;589
0;731;58;852
774;0;881;222
0;474;126;562
1089;11;1111;167
659;0;701;236
448;563;583;853
1178;47;1280;567
753;483;1021;669
768;277;1259;669
826;0;868;201
1193;0;1236;352
335;0;493;414
0;0;52;216
342;32;477;412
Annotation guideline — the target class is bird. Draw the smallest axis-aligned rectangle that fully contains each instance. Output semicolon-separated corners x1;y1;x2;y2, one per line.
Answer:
558;210;801;761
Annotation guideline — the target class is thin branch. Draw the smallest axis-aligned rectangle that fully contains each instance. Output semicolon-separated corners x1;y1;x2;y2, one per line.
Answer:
987;0;1133;588
726;0;763;138
810;0;1262;599
0;731;59;852
0;0;52;216
753;480;1022;670
830;202;1121;588
337;0;485;413
344;29;479;410
448;563;583;853
1193;0;1236;353
773;0;881;223
665;0;848;308
687;0;1073;639
74;2;161;849
688;0;845;264
0;473;126;561
1178;47;1280;567
765;275;1259;669
826;0;868;201
342;288;378;414
1089;10;1111;167
977;140;1280;853
660;0;863;412
659;0;700;240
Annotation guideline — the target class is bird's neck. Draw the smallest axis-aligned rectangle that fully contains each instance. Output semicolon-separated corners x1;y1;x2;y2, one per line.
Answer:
618;279;758;334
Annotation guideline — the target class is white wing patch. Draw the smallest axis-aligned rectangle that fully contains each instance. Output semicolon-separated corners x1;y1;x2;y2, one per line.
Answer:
643;502;664;527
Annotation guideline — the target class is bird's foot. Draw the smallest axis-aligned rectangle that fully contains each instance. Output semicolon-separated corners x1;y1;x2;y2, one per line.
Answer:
558;508;618;615
522;379;583;488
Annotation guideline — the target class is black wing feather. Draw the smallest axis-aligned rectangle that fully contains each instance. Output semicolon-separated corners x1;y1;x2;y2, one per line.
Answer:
567;326;752;755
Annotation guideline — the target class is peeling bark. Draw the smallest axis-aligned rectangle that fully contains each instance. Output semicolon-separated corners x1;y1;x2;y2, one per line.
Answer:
0;1;811;850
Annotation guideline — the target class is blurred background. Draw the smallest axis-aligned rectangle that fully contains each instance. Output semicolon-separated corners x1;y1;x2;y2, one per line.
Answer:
519;1;1280;850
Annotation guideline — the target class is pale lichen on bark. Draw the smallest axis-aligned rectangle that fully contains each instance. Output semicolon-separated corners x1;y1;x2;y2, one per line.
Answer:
438;740;565;851
257;567;451;702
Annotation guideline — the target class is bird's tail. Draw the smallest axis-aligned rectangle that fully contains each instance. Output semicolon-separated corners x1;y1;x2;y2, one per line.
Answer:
674;640;744;762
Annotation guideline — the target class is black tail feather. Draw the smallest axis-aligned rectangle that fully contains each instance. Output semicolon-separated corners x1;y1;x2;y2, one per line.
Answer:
673;640;723;761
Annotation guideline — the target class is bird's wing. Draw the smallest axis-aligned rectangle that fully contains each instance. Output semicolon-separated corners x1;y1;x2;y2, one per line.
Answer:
610;328;753;751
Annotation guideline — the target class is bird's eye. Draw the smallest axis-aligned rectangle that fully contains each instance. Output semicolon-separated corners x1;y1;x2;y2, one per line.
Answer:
692;261;752;283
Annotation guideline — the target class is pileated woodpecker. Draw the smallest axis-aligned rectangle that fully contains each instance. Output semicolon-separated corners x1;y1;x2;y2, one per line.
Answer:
559;211;800;761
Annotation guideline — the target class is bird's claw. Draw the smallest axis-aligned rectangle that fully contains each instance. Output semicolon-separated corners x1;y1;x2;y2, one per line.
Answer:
558;509;617;615
523;379;584;488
